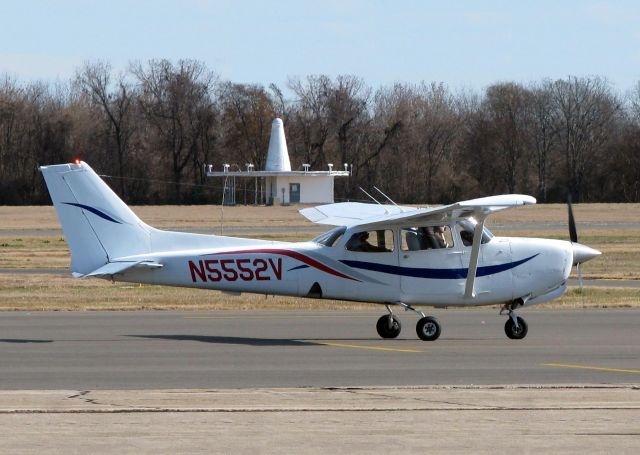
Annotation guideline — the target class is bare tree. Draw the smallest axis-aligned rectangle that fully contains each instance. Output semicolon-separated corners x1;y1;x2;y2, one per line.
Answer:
327;75;371;173
528;81;560;202
288;75;332;168
413;82;460;202
550;76;620;201
75;61;135;196
218;82;275;170
131;59;217;202
482;82;532;194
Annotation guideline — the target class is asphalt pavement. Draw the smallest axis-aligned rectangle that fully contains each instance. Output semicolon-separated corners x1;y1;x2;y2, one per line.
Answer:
0;309;638;389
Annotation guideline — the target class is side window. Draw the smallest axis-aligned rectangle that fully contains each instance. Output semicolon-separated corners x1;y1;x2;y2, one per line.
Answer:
401;226;454;251
346;230;394;253
313;226;346;247
456;224;474;247
456;219;492;247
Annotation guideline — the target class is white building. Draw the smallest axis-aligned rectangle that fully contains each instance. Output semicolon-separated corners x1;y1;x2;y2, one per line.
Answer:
206;118;350;205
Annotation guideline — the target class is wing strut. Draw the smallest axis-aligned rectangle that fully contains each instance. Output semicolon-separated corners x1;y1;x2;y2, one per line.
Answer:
464;212;486;299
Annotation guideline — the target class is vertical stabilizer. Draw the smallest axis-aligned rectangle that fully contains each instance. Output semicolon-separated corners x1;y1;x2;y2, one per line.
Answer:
40;162;151;275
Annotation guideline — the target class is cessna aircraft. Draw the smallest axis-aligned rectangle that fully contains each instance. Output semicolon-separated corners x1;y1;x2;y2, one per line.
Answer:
40;161;601;341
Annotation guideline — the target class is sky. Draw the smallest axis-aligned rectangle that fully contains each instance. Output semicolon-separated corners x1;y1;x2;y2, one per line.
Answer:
1;0;639;93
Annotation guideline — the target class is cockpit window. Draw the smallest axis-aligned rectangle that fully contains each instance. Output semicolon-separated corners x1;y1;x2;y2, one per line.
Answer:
345;230;395;253
401;226;454;251
456;218;493;246
312;226;346;247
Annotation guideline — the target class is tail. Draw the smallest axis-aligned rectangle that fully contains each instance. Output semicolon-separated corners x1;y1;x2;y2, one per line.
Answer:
41;161;268;278
40;161;152;276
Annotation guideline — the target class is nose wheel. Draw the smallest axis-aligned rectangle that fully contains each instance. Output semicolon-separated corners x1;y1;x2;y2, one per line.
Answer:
504;316;528;339
501;301;528;339
416;316;441;341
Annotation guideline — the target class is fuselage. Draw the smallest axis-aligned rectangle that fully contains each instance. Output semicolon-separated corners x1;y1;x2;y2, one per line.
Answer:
116;221;574;307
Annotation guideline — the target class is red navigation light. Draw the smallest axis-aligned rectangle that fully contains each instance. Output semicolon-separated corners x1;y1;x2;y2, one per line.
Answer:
73;158;81;165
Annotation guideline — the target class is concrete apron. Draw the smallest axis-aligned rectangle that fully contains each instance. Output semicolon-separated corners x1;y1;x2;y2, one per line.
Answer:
0;385;638;453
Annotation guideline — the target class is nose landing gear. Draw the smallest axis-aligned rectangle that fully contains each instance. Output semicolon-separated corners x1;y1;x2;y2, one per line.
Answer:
416;316;441;341
501;300;528;340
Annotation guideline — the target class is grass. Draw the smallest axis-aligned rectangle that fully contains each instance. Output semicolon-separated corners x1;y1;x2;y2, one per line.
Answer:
0;274;637;311
0;274;372;311
0;205;312;230
0;237;69;268
0;203;638;310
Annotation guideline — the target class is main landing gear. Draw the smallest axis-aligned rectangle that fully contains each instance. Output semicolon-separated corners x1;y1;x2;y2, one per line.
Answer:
376;300;530;341
376;303;441;341
501;300;528;340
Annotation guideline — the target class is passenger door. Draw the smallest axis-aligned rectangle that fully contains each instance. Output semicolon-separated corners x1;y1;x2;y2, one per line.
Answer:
398;225;464;301
338;229;400;302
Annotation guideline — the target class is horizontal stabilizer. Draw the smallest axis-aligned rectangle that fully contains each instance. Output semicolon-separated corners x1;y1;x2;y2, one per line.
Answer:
80;260;163;278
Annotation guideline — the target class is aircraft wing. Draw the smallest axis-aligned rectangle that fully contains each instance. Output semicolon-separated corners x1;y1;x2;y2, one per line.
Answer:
300;194;536;228
299;202;418;226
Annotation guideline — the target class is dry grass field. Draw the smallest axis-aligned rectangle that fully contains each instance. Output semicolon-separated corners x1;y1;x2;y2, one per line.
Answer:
0;203;638;310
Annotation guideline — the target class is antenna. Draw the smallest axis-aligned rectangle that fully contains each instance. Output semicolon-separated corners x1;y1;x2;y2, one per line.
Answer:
359;187;382;205
219;174;229;234
373;186;399;207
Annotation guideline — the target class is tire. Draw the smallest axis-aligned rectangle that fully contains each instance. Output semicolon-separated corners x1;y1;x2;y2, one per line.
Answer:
504;316;528;340
416;316;441;341
376;315;402;339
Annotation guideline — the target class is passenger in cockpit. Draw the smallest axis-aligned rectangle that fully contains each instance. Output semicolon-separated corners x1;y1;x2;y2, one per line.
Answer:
433;226;448;248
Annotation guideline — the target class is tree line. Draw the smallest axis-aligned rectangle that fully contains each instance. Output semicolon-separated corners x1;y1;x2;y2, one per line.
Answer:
1;59;639;205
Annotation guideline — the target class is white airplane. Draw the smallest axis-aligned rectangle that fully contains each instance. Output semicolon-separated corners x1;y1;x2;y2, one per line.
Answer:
40;161;601;341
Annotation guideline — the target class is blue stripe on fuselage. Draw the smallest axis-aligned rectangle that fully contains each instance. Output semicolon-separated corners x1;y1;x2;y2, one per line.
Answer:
340;254;539;279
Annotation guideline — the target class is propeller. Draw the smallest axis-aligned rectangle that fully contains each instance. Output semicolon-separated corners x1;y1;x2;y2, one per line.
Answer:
567;196;601;290
568;196;578;243
567;197;583;289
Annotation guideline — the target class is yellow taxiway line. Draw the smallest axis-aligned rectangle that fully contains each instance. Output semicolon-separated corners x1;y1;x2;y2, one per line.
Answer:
184;315;371;320
543;363;640;374
316;342;421;353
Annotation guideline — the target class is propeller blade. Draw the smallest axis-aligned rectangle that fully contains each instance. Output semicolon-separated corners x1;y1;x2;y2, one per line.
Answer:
567;196;578;243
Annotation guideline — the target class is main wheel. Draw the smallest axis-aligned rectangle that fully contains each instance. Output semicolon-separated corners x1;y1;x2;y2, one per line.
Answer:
376;314;402;339
504;316;528;339
416;316;441;341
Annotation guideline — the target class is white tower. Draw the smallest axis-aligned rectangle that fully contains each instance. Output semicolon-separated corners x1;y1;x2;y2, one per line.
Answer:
264;118;291;172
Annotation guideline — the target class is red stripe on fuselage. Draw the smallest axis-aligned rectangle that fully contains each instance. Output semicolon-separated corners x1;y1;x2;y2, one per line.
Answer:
203;248;358;281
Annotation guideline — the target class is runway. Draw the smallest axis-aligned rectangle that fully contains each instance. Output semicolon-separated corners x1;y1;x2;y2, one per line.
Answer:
0;309;638;389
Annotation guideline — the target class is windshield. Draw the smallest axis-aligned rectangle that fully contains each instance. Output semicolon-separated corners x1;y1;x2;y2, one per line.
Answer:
312;226;346;247
456;218;494;246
